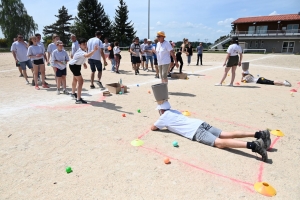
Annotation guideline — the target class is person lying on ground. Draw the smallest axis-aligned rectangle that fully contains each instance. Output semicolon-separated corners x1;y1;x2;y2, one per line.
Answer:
150;101;271;162
241;70;292;87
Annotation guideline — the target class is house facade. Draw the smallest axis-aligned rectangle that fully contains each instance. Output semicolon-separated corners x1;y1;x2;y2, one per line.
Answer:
231;13;300;53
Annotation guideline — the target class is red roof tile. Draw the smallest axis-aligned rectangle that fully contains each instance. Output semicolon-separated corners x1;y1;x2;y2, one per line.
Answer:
232;14;300;24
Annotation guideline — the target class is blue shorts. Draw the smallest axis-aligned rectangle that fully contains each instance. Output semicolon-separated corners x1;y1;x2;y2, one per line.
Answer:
56;68;67;77
19;60;33;70
193;122;222;146
146;56;153;65
88;59;102;72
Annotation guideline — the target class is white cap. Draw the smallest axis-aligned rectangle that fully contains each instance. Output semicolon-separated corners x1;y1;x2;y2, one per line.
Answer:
156;101;171;110
147;39;152;42
243;70;249;74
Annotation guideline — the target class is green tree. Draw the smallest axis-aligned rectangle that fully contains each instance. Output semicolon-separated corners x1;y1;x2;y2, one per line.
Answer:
0;0;38;45
72;0;112;40
43;6;73;45
112;0;136;46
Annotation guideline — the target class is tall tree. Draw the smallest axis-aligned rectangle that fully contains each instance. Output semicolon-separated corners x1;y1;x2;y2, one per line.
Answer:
112;0;136;46
43;6;73;45
72;0;112;40
0;0;38;45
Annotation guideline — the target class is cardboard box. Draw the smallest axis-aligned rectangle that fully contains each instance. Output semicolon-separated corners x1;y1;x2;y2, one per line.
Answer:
105;83;127;94
171;73;187;79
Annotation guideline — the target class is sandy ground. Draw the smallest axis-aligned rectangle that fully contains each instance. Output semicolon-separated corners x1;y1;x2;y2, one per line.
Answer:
0;51;300;200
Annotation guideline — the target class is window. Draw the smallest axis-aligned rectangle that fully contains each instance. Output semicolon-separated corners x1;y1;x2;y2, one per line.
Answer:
287;24;299;33
249;41;252;48
255;41;258;48
260;41;264;48
256;26;268;34
248;26;255;34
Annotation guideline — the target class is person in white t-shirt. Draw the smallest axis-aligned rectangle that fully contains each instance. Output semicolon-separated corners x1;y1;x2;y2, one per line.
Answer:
103;38;110;62
69;38;99;104
113;41;121;74
215;37;243;86
51;41;70;95
143;39;155;72
12;34;34;84
140;38;147;70
35;33;48;85
151;101;271;162
10;37;23;77
27;36;49;90
47;34;60;83
241;70;292;86
154;31;178;83
87;31;107;89
130;37;143;75
70;34;79;59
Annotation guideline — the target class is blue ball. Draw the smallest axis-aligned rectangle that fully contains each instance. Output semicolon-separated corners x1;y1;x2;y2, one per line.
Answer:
172;141;178;147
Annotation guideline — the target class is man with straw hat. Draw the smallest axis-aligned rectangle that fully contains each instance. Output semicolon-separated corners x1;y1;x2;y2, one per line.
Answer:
151;101;271;162
154;31;178;84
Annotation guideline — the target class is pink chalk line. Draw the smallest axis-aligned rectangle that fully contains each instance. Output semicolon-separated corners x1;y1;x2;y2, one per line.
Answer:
257;136;281;182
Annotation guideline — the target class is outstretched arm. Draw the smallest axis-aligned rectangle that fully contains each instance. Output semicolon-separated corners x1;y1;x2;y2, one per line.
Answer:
151;124;158;131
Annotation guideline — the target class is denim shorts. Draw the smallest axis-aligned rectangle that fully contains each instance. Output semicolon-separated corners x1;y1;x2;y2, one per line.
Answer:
19;59;33;70
88;59;102;72
146;56;153;65
193;122;222;146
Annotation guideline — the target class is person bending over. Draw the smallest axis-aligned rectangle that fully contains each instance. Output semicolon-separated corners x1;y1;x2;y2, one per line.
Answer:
151;101;271;162
241;70;292;87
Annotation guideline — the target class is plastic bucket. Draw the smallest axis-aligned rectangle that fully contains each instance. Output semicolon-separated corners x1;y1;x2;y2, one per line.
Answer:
151;83;169;101
242;62;249;71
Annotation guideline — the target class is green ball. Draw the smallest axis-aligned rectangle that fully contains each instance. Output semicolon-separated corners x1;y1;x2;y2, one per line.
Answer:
66;166;72;173
137;109;141;113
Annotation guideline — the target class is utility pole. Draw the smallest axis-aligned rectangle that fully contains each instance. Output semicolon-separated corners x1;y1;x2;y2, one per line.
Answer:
148;0;150;39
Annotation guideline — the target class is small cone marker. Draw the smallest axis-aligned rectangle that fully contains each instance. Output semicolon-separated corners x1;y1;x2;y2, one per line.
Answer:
122;113;126;117
131;139;144;147
235;82;240;86
182;111;191;116
270;129;284;137
164;157;170;164
290;92;294;97
148;90;151;94
254;182;276;197
227;74;230;76
290;89;297;92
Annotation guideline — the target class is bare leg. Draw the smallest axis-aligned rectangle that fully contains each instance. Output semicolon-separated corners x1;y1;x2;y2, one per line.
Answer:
274;81;284;86
33;65;39;86
72;76;77;94
22;70;28;82
75;76;83;100
97;71;102;82
18;67;22;75
155;65;159;76
230;65;237;85
219;131;255;139
214;138;247;148
40;65;46;85
90;72;95;86
145;63;148;70
62;76;67;89
52;67;57;83
218;67;231;84
151;63;154;71
56;77;62;90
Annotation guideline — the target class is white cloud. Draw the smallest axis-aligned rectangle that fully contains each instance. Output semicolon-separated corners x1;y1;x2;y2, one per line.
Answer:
156;21;162;26
217;30;226;33
217;18;234;26
269;11;278;16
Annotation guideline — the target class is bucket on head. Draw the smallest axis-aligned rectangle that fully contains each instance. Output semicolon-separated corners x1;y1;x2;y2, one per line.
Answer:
151;83;169;102
241;62;249;71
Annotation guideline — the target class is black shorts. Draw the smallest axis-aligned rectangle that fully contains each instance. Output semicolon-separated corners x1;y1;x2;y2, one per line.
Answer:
69;64;82;76
256;77;274;85
142;56;146;61
33;59;44;65
56;68;67;77
154;58;158;65
132;56;141;64
226;55;239;67
88;59;102;72
170;56;174;63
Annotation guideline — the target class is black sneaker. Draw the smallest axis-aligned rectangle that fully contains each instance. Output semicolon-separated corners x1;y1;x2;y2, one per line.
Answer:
116;71;120;74
31;79;35;86
137;69;140;74
75;98;87;104
103;67;106;70
257;130;271;149
135;70;138;75
19;74;23;77
167;73;171;77
253;138;268;162
90;85;95;89
71;93;77;100
97;81;104;89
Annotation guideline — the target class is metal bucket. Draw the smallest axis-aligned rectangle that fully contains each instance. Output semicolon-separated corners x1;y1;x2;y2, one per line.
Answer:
151;83;169;102
241;62;249;71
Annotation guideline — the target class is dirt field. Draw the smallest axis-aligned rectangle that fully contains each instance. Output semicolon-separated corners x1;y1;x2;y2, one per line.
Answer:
0;51;299;199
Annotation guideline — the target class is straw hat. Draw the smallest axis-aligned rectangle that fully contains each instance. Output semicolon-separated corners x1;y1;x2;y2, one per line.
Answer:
157;31;166;37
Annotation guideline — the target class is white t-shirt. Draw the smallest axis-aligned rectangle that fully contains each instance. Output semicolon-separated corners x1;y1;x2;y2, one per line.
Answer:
140;43;147;56
47;43;57;54
144;44;154;56
69;48;87;65
71;41;79;57
51;49;69;70
113;46;121;54
130;43;141;57
154;110;204;140
103;42;110;54
12;41;29;62
156;40;173;65
87;37;104;60
243;74;259;83
37;41;45;52
10;41;17;52
27;45;44;61
227;44;242;56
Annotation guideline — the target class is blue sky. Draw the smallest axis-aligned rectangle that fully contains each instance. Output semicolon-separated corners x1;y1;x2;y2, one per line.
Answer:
1;0;299;44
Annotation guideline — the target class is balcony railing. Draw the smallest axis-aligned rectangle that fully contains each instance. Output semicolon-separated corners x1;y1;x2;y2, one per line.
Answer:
232;29;300;37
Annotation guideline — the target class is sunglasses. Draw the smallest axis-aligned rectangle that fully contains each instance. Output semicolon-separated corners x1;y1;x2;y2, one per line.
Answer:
18;36;23;38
